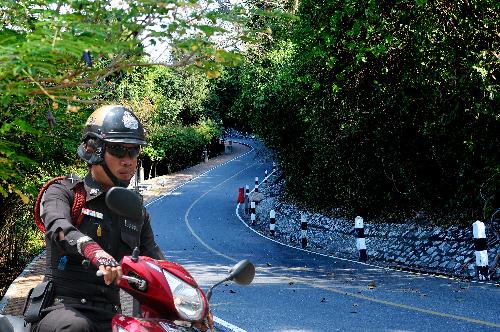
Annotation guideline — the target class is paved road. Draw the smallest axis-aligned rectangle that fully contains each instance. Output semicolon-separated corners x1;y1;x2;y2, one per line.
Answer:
147;140;500;332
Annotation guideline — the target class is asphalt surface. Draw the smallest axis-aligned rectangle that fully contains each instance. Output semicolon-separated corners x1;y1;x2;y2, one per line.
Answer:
147;140;500;332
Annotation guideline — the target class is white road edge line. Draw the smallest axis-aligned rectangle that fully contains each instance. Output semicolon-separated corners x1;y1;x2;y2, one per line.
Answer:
213;316;248;332
234;169;500;329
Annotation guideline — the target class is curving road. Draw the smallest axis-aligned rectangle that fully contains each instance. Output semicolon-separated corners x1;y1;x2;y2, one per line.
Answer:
146;140;500;332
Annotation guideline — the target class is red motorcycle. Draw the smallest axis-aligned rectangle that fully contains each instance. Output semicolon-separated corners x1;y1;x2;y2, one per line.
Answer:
105;187;256;332
106;255;254;332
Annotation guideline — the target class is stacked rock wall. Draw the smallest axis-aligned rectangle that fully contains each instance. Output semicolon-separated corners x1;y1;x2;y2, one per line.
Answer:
251;184;499;279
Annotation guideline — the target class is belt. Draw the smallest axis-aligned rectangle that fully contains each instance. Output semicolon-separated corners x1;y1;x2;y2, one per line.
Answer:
53;295;121;314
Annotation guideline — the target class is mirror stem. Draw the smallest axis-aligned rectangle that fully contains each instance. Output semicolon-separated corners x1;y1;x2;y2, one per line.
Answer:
206;277;231;301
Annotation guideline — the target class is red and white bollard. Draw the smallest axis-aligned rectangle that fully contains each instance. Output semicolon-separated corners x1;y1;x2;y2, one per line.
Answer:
237;187;244;203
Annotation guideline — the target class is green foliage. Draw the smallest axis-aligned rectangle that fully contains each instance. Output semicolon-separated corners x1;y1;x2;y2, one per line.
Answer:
216;0;500;222
0;0;285;202
143;120;222;172
0;0;283;104
116;66;211;128
0;0;285;266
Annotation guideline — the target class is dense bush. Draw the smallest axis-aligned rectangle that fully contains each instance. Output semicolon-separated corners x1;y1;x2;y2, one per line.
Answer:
216;0;499;222
0;97;90;268
142;120;223;176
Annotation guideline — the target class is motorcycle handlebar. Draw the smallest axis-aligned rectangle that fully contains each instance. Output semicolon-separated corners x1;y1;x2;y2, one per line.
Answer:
95;270;147;291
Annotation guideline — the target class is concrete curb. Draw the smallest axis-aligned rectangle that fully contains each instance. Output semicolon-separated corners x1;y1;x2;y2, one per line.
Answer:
0;251;46;314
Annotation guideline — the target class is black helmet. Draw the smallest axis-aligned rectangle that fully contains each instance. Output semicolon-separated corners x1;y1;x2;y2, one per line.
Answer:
82;105;146;145
78;105;146;165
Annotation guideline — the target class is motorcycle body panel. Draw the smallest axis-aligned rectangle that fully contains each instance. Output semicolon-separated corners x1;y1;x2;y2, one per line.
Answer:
117;256;208;327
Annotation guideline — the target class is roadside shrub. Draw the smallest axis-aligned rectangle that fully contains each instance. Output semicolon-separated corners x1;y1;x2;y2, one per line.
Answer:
142;121;223;176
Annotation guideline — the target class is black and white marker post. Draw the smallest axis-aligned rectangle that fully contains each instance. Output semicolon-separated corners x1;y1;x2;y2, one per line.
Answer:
250;201;256;225
301;214;308;248
269;210;276;237
272;162;276;172
355;216;367;262
244;185;250;214
264;170;268;184
473;220;489;280
254;177;259;192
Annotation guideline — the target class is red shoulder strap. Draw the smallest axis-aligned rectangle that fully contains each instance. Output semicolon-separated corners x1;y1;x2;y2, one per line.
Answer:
34;176;87;233
72;182;86;228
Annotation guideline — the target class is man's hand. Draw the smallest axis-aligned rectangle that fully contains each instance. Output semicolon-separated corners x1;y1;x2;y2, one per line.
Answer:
98;264;123;285
81;240;122;285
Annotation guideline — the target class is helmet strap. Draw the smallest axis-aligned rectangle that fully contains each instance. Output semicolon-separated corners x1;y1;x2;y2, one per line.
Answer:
101;161;130;188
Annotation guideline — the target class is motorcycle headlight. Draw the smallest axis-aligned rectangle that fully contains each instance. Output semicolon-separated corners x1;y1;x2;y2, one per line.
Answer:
163;270;205;321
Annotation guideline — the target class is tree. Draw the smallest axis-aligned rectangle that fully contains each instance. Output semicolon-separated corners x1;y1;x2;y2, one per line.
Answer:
0;0;283;200
0;0;287;268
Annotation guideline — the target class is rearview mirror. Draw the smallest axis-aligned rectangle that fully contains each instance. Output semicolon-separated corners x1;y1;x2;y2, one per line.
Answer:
105;187;144;223
228;259;255;285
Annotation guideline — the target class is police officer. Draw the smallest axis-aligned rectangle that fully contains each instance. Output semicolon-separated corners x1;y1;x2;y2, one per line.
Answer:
33;105;164;332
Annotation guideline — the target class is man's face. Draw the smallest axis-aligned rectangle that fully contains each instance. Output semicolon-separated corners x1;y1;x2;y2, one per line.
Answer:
104;143;140;181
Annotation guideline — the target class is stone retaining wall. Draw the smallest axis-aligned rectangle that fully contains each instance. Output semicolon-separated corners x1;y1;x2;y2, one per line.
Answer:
251;183;499;280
